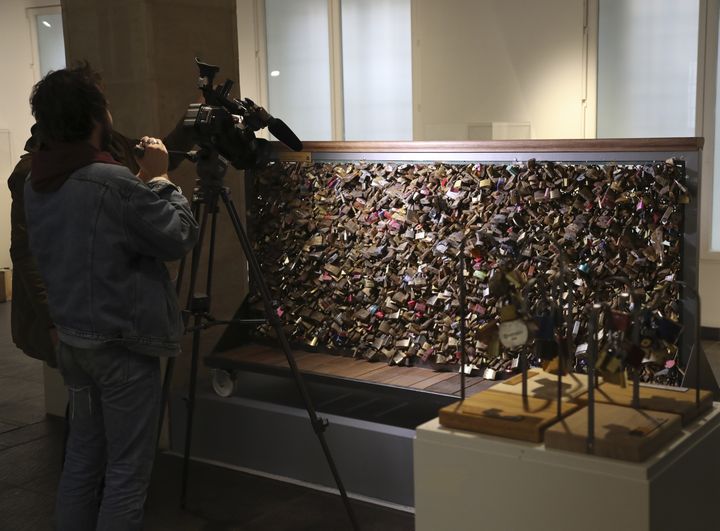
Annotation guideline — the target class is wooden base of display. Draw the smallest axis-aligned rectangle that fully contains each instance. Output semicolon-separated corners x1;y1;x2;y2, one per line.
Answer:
205;343;494;396
491;369;590;402
544;403;682;462
576;383;713;425
438;389;580;442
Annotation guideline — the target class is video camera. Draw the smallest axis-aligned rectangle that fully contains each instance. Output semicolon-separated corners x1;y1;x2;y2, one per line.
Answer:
184;58;303;170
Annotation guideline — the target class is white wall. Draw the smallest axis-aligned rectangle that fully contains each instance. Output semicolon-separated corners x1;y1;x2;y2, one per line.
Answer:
699;0;720;328
0;129;12;268
0;0;54;269
412;0;589;140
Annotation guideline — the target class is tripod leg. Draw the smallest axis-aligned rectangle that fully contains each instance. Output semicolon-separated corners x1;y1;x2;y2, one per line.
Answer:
156;196;198;451
179;198;212;509
181;313;203;509
157;357;175;449
219;189;361;531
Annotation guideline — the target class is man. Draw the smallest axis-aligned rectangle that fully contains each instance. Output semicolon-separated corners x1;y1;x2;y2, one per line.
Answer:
23;63;199;530
9;100;192;369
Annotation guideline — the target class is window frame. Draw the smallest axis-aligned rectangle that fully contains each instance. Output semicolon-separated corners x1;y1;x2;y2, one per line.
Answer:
26;5;64;84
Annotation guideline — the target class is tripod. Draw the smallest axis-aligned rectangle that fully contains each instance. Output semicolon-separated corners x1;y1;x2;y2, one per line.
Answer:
159;147;360;530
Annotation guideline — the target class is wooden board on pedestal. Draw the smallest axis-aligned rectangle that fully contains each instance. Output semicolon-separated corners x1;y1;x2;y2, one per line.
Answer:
438;389;580;443
491;369;590;402
577;382;713;425
544;403;682;462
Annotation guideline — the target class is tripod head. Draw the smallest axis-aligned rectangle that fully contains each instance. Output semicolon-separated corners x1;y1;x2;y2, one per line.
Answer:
157;146;230;199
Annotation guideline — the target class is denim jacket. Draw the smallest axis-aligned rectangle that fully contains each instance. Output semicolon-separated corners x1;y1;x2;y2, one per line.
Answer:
24;163;199;356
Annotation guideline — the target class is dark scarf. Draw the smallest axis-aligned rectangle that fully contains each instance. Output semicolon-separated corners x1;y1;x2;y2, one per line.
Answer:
30;142;122;193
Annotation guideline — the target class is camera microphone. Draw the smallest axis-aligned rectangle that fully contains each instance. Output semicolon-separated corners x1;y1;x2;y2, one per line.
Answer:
239;98;303;152
268;118;303;152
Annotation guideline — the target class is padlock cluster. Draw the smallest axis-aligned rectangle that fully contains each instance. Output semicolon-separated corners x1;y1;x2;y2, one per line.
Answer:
247;158;687;384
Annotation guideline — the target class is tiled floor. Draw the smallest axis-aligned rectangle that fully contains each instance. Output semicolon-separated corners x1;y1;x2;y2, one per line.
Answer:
0;302;414;531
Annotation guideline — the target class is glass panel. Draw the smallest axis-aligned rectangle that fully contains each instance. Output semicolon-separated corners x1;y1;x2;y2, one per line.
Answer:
265;0;332;141
35;13;65;76
341;0;412;140
597;0;699;138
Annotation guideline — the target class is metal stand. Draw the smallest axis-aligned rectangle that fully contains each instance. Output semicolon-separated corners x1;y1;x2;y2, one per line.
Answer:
599;276;640;407
518;245;572;417
630;290;642;409
520;348;529;409
164;148;360;530
586;304;601;454
671;280;703;408
557;243;573;419
458;249;468;400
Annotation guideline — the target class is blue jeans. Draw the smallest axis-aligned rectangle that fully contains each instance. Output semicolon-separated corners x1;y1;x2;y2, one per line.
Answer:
55;342;161;531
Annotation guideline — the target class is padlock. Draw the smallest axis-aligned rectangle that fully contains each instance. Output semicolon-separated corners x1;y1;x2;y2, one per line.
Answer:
499;304;518;322
498;318;529;349
609;310;631;332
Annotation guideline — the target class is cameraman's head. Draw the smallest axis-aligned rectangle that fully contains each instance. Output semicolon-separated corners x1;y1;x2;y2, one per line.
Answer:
30;62;112;150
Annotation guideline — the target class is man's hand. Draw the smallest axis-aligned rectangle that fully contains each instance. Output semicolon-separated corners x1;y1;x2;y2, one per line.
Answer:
135;137;169;183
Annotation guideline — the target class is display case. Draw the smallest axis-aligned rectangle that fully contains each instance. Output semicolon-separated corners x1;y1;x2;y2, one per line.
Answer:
206;138;715;399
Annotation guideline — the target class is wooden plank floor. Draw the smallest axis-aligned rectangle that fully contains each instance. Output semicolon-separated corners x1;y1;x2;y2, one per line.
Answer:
208;343;487;396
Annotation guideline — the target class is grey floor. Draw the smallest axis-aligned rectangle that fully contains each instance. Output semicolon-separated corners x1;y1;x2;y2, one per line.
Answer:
0;302;414;531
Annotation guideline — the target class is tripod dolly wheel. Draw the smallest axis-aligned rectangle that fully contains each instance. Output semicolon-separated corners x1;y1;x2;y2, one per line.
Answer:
211;369;237;398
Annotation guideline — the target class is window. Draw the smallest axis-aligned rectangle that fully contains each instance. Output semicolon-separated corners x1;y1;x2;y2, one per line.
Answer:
597;0;699;138
28;7;66;79
251;0;413;141
265;0;333;140
341;0;412;140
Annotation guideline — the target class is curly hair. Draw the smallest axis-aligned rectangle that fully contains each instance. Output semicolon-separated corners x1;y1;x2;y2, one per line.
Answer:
30;62;108;144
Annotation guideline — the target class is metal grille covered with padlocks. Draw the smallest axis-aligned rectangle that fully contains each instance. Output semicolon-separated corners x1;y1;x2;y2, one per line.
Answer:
247;158;688;385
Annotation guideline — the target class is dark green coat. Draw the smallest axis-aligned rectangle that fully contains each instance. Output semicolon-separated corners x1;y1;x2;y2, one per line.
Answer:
8;153;56;364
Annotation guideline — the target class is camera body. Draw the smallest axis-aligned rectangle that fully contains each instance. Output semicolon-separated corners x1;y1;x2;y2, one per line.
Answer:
182;59;301;170
183;102;269;170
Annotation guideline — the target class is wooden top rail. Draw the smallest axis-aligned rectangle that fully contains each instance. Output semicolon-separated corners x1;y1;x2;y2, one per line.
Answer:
271;138;703;154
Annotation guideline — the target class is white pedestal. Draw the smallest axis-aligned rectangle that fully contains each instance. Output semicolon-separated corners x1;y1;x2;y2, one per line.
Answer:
414;404;720;531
